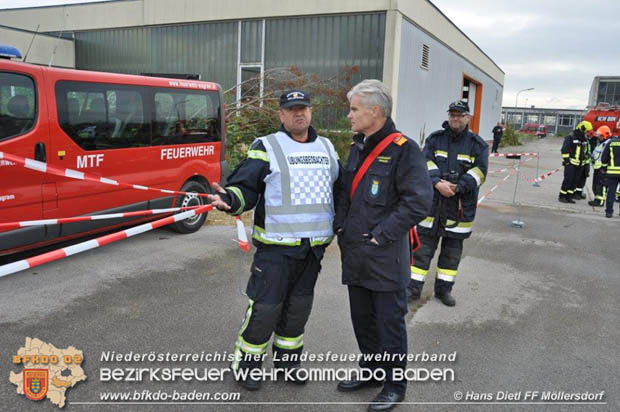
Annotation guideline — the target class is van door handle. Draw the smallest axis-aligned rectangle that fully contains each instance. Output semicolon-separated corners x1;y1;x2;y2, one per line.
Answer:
34;142;46;162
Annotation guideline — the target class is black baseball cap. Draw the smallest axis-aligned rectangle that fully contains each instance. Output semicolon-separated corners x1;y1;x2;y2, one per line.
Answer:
448;100;470;113
280;89;311;108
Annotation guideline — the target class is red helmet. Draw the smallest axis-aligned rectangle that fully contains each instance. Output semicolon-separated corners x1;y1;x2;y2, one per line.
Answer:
596;125;612;140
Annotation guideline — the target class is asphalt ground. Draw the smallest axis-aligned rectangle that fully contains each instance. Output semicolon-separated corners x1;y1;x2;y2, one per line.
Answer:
1;136;619;412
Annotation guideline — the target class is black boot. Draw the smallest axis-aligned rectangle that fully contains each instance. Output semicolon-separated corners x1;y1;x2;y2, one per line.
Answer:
435;279;456;307
234;368;262;391
436;291;456;306
282;367;308;385
406;279;423;302
588;200;603;207
559;194;576;204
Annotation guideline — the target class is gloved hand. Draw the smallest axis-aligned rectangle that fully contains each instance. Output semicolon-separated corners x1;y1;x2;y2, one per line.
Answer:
562;159;569;166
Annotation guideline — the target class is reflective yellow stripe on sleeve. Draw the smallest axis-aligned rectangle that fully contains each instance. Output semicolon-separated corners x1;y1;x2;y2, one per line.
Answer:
247;149;269;162
467;167;485;186
427;160;439;171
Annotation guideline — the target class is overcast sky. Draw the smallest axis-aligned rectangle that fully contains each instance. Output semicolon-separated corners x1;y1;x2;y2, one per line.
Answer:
432;0;620;109
2;0;619;110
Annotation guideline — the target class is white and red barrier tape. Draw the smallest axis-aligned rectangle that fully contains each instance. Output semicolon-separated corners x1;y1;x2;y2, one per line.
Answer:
487;166;516;175
526;167;561;184
0;207;199;232
0;205;250;278
489;152;539;158
235;216;250;252
0;151;211;199
477;169;518;206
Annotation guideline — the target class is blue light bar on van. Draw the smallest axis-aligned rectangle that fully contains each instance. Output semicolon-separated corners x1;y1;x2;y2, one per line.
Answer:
0;45;22;59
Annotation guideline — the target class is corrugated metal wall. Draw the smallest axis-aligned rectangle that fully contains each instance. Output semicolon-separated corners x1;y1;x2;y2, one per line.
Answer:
75;13;384;92
265;13;384;80
76;22;239;88
395;18;503;143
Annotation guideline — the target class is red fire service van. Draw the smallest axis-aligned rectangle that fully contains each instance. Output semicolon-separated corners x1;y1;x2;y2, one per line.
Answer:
519;123;547;138
0;45;227;256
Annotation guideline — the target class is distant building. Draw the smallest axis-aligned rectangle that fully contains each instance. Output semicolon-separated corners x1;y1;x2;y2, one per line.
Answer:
0;0;504;141
587;76;620;108
501;106;584;136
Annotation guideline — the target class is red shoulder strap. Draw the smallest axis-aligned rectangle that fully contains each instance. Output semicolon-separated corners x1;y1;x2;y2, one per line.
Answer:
349;132;403;201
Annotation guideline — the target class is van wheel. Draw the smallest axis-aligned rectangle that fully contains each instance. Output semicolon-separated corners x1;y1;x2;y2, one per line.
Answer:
170;180;210;234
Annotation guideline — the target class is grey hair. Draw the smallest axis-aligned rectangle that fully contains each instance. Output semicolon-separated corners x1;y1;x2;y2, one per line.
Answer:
347;79;392;117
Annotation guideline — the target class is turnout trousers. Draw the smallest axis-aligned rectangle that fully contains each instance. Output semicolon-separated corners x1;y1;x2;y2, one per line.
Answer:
409;232;464;295
232;246;321;371
575;164;589;197
592;169;607;206
560;164;579;199
348;285;408;395
605;176;620;216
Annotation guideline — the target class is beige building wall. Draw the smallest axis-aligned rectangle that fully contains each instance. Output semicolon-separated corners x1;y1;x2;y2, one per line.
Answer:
0;26;74;68
0;0;503;85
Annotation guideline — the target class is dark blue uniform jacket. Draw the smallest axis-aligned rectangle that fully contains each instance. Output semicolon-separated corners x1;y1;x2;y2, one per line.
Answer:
334;118;432;292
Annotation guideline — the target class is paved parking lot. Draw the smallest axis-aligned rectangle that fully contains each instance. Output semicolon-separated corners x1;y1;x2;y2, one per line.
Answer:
1;137;619;411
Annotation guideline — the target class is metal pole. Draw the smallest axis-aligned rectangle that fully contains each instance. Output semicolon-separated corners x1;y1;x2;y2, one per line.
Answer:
533;153;541;187
511;156;525;228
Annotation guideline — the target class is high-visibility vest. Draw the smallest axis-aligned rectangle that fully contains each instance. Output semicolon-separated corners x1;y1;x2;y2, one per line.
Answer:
255;131;339;242
604;139;620;175
592;140;610;170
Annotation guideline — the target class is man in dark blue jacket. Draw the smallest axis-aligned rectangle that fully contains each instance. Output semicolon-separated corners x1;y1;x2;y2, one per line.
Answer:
334;80;432;412
408;101;488;307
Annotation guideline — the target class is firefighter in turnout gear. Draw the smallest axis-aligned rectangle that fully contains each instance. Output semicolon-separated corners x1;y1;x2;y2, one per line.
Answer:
601;132;620;218
207;89;341;391
559;121;592;203
407;100;488;307
574;131;595;200
588;126;612;207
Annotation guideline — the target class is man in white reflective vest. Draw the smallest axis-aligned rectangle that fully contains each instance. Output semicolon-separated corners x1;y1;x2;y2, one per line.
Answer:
208;89;341;391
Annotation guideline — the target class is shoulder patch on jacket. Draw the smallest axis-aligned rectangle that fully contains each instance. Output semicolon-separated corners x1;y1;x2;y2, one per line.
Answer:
394;136;408;146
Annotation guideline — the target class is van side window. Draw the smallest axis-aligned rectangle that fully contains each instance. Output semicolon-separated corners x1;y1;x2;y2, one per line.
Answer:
0;72;36;141
56;81;149;150
152;88;221;145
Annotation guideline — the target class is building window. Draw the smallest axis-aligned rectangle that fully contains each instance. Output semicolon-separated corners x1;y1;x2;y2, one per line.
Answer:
559;115;574;127
420;44;430;71
237;19;265;106
507;113;522;125
526;114;539;124
597;81;620;105
543;115;556;126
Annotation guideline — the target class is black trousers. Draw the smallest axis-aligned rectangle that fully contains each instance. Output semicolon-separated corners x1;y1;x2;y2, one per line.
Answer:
492;136;501;153
348;285;408;395
560;164;579;197
232;247;321;370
